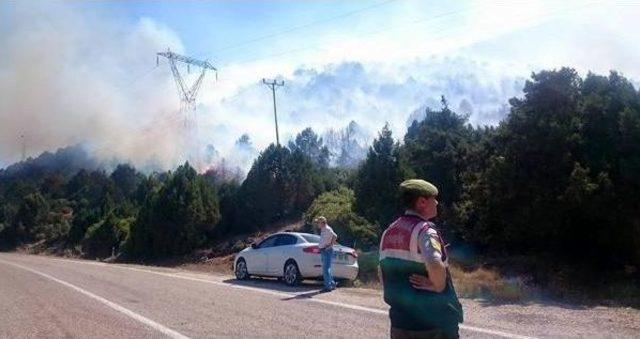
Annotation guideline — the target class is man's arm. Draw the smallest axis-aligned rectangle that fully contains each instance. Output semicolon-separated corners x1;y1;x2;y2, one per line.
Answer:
329;227;337;245
409;261;446;292
425;260;446;292
410;228;447;292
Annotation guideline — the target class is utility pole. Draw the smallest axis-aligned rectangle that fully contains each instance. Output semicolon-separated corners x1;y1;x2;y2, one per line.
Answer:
20;134;26;161
262;78;284;146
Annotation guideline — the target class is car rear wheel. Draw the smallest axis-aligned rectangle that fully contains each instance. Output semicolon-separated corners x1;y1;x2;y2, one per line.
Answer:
283;260;301;286
235;258;249;280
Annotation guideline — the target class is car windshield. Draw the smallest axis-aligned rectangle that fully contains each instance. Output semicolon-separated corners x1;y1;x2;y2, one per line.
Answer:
258;236;278;248
300;234;321;243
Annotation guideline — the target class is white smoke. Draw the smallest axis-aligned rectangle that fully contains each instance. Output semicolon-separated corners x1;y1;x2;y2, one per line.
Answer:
0;2;186;170
3;1;637;174
198;57;527;159
0;0;525;173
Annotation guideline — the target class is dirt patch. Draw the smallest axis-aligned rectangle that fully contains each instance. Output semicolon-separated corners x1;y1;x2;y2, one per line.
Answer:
175;254;235;274
14;240;82;259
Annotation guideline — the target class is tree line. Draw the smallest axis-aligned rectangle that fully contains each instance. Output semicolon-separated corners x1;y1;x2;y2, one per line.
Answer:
0;68;638;280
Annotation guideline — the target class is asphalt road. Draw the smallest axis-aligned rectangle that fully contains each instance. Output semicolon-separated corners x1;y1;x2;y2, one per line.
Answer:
1;253;632;338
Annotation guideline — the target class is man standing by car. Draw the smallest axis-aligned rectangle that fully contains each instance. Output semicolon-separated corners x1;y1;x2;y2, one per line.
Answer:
315;216;337;292
379;179;463;338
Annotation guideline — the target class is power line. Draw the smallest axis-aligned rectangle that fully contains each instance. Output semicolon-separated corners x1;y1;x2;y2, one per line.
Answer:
227;1;600;66
193;0;400;61
228;5;474;65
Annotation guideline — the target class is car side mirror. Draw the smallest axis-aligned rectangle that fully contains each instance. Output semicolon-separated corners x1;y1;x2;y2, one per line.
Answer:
251;243;258;249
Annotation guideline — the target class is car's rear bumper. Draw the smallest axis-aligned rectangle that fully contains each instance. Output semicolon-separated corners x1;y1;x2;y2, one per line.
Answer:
334;263;359;281
301;262;359;281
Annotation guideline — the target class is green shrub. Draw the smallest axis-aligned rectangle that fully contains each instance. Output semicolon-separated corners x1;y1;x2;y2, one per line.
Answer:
126;163;220;258
355;251;380;284
304;187;377;250
82;214;130;258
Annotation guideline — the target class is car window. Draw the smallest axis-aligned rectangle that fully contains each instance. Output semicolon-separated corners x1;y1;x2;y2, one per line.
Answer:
275;234;297;246
301;234;321;243
258;236;277;249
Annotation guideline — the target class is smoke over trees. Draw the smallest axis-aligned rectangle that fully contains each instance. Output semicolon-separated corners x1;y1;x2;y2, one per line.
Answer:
0;69;638;295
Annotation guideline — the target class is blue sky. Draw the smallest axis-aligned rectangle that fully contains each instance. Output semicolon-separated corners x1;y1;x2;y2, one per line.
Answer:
1;1;639;171
91;1;443;63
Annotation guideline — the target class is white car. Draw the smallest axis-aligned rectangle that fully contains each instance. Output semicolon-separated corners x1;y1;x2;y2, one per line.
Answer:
234;232;359;286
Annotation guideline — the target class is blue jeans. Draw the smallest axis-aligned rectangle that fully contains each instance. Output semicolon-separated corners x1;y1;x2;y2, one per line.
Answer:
320;247;336;289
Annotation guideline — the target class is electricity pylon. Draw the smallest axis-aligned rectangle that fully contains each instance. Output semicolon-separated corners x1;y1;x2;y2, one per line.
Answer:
157;48;217;129
157;48;217;168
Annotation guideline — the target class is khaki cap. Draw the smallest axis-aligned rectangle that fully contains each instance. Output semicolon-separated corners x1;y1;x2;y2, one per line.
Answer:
399;179;438;197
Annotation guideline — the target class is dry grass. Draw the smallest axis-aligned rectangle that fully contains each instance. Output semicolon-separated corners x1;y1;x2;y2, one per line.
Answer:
450;265;526;301
355;251;527;301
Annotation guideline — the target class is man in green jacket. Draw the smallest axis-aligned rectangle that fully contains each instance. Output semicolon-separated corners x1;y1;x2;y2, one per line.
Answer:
379;179;463;338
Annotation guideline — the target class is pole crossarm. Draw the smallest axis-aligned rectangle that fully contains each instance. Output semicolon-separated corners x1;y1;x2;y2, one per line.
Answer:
157;49;217;71
262;78;284;88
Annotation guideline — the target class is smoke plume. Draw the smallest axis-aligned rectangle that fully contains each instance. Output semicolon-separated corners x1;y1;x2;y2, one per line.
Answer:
0;2;187;170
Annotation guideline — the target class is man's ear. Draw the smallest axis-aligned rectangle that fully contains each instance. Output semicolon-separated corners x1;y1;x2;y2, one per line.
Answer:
416;196;427;206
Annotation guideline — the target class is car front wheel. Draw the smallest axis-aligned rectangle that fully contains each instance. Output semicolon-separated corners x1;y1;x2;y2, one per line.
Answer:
283;260;301;286
235;258;249;280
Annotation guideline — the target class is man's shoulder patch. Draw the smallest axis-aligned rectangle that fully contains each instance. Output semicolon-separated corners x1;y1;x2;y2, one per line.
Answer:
429;236;442;252
425;227;438;236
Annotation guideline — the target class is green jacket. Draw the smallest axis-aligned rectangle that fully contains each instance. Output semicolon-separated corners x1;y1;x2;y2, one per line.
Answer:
379;214;463;332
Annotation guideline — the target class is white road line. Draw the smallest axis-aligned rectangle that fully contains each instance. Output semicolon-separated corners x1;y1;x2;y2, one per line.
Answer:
37;255;537;339
0;259;190;339
459;325;537;339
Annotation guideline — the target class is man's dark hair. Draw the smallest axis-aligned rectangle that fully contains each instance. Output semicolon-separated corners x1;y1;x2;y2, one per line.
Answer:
402;191;423;209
